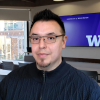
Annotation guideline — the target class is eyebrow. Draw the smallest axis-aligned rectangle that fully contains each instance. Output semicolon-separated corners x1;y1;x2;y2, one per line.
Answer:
46;32;56;35
31;32;56;36
31;33;38;35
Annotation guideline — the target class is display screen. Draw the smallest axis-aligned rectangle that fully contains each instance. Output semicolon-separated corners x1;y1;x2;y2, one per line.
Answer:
60;13;100;47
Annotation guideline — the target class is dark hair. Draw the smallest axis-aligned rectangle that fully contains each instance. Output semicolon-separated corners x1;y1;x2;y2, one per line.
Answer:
30;9;65;35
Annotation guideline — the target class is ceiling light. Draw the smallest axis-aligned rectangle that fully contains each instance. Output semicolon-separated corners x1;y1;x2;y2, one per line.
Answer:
53;0;64;1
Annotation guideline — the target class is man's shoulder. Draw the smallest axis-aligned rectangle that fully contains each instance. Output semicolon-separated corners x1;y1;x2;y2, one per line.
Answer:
64;62;100;99
64;62;99;89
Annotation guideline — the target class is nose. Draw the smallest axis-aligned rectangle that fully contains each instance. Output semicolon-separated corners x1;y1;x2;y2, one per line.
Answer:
39;37;47;49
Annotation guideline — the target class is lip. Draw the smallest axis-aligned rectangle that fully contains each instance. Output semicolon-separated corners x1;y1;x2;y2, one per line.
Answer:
38;53;48;58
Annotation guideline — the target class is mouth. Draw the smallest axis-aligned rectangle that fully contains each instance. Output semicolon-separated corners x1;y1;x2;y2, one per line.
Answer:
38;53;48;58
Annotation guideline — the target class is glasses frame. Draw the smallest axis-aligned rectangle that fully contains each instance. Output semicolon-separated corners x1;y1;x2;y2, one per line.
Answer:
29;35;65;44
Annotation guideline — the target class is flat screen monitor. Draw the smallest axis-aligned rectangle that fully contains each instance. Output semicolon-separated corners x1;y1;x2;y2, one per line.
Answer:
60;13;100;47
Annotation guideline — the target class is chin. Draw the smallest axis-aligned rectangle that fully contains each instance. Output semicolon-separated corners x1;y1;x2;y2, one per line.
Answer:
36;61;50;68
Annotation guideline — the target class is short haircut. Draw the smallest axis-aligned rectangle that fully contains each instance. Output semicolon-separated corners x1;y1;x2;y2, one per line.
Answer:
30;9;65;35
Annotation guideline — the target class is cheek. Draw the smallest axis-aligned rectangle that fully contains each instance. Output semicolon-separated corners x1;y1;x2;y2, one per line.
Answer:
31;45;38;55
49;43;62;57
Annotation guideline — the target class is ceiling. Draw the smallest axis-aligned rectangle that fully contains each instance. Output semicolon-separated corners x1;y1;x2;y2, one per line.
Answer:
0;0;86;7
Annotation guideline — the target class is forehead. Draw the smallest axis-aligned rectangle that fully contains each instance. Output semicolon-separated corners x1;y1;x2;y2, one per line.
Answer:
30;20;62;36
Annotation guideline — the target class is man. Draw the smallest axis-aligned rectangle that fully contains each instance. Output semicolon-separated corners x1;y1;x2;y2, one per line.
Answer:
0;9;100;100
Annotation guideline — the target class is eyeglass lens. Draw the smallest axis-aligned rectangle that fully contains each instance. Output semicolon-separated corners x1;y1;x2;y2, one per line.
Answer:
31;36;56;43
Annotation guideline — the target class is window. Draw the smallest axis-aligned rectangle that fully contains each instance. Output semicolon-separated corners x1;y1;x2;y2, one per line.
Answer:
14;23;18;29
5;23;7;30
7;54;10;60
3;45;5;53
7;44;10;52
19;39;21;49
0;20;27;60
8;23;13;30
22;39;24;49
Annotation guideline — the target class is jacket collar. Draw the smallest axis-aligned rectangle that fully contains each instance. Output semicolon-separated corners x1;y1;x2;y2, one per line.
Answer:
29;58;71;83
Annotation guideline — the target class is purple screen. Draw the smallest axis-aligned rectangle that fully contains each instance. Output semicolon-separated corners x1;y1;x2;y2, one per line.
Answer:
60;13;100;47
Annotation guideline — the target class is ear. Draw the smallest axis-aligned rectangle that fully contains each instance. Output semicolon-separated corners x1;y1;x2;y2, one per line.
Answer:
62;35;67;49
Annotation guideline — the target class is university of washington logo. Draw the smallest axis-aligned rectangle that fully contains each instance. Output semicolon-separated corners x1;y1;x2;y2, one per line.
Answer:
86;35;100;46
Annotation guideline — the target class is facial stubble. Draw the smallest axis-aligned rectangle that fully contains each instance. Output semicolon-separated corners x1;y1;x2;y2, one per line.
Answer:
36;59;51;68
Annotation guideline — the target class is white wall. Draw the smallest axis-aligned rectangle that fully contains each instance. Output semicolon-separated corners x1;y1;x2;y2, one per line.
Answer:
0;8;29;20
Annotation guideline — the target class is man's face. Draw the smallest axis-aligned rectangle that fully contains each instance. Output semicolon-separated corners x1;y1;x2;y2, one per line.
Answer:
30;20;67;71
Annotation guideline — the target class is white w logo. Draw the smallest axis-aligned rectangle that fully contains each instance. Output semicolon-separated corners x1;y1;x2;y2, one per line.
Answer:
86;35;100;46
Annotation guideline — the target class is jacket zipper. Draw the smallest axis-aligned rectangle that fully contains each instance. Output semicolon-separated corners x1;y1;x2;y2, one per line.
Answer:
43;71;45;83
40;71;45;100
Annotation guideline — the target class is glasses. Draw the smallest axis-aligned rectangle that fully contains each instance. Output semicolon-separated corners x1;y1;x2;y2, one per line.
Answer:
29;35;64;44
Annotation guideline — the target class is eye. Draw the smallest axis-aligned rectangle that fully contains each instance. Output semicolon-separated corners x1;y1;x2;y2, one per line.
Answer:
47;36;55;40
32;37;39;40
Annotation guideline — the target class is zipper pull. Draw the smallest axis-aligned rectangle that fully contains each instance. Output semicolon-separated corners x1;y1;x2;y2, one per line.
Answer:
40;95;42;100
